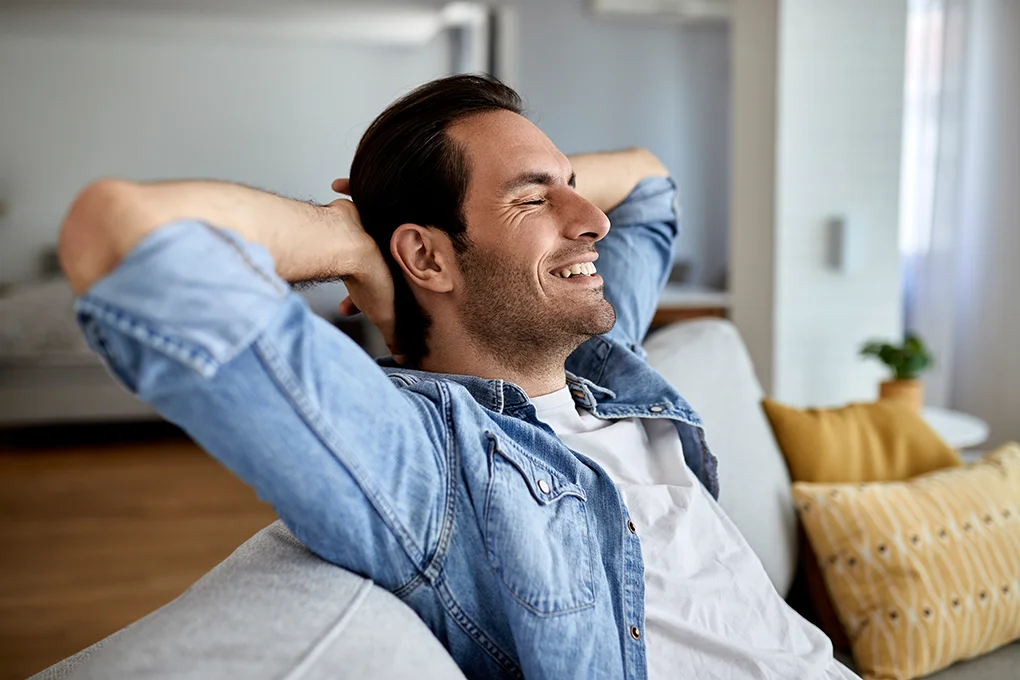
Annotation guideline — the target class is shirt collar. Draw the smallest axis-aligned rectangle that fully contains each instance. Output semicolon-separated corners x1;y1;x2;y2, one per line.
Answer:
376;360;615;415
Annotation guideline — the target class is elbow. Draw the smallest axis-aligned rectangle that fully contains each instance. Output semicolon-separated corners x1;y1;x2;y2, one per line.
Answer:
59;179;137;294
630;148;669;179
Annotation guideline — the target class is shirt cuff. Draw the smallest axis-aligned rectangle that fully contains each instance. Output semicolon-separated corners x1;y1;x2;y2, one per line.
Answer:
605;176;679;229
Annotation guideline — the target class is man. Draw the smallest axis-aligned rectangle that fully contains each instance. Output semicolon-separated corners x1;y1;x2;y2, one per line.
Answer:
60;74;857;679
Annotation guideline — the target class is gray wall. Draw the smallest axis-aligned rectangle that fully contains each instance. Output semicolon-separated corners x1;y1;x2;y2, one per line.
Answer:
0;4;453;308
512;0;730;287
0;0;730;290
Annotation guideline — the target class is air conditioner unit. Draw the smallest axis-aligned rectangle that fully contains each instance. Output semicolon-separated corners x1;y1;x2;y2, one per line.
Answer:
591;0;732;22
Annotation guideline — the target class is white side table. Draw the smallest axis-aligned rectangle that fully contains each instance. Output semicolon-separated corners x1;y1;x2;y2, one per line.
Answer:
922;406;990;450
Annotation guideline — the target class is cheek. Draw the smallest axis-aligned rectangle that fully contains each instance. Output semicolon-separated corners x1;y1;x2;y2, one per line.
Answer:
515;230;559;272
493;237;549;277
466;217;557;283
459;241;538;290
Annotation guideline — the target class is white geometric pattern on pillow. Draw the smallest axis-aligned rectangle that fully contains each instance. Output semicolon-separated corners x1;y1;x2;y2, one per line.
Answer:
793;444;1020;679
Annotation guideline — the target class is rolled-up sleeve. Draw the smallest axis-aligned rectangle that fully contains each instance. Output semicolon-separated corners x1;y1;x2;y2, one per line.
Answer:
596;177;680;351
76;221;448;589
78;222;289;385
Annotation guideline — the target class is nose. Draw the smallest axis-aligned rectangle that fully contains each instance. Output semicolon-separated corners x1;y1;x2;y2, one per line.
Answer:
565;192;611;242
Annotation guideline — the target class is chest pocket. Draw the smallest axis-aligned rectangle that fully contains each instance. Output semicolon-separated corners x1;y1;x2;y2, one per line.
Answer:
482;433;596;616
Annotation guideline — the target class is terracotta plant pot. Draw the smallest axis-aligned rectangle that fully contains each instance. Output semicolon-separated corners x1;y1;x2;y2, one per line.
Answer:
879;379;924;412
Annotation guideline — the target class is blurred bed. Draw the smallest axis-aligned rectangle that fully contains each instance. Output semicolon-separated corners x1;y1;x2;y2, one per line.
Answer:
0;277;158;426
0;276;381;427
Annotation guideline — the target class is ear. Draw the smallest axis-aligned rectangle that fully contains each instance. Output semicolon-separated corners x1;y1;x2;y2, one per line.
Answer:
391;224;456;293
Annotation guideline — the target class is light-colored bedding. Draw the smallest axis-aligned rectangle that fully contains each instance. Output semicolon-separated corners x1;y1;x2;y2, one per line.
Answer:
0;278;92;362
0;278;158;426
0;277;375;425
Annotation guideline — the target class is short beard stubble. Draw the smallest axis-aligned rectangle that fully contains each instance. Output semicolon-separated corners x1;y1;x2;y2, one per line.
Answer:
456;244;617;375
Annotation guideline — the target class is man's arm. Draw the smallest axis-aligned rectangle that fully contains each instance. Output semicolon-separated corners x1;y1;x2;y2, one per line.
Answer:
59;179;446;588
60;179;357;291
570;148;669;214
61;179;400;354
569;148;679;351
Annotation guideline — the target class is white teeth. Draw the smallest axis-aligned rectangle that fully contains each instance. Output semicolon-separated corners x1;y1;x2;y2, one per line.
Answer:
554;262;598;278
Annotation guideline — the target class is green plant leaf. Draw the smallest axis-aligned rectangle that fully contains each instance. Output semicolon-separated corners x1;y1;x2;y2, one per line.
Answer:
859;333;933;379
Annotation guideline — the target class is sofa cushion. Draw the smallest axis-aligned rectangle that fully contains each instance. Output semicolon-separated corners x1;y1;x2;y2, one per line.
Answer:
644;318;798;597
761;398;961;483
836;640;1020;676
917;642;1020;679
31;521;467;680
793;444;1020;680
836;641;1020;679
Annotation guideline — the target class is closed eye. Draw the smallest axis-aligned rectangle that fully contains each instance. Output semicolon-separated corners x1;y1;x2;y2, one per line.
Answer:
522;199;546;206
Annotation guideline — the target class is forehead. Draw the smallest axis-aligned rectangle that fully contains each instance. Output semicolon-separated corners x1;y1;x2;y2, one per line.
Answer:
447;110;570;195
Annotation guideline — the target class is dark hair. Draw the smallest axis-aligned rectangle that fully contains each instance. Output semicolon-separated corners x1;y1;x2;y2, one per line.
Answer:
349;74;523;365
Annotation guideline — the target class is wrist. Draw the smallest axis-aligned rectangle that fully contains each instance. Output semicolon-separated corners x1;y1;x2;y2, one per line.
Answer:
324;200;382;282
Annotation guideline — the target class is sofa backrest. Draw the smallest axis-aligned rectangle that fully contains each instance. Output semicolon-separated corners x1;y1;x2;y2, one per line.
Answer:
644;318;798;597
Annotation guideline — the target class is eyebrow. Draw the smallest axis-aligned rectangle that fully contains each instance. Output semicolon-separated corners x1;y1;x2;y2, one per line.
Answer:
501;170;577;194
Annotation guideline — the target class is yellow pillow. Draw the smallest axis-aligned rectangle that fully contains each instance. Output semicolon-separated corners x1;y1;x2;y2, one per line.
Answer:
792;443;1020;680
762;398;961;483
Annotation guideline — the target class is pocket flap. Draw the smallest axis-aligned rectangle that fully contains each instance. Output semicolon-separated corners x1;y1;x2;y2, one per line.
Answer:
484;432;586;505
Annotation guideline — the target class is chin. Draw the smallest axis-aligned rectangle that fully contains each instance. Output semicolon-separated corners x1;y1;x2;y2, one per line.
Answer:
572;298;617;337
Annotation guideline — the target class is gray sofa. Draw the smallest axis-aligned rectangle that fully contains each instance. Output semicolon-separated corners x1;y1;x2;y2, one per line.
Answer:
34;319;1019;679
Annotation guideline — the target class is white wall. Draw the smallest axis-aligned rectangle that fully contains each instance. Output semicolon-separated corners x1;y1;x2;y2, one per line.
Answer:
731;0;906;406
951;0;1020;445
0;6;453;291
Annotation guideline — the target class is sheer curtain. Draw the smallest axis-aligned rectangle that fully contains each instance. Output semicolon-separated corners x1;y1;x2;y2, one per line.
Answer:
950;0;1020;445
899;0;969;408
901;0;1020;444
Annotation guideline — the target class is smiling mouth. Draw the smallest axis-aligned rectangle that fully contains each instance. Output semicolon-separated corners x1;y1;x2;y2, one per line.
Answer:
551;262;598;278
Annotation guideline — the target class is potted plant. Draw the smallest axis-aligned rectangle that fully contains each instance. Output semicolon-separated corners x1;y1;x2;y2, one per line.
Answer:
860;333;934;411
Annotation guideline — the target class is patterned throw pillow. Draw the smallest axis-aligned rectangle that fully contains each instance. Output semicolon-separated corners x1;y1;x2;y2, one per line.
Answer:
792;443;1020;680
762;398;962;651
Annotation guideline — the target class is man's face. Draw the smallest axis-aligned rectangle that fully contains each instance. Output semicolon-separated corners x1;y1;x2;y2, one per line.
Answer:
447;110;616;359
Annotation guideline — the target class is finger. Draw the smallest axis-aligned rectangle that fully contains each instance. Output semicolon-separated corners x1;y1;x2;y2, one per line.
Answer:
331;178;351;195
337;296;361;316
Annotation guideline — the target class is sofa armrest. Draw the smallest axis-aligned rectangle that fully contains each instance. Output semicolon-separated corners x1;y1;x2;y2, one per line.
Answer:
32;522;467;680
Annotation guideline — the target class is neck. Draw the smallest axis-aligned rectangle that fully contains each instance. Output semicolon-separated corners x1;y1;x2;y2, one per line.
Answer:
417;328;572;397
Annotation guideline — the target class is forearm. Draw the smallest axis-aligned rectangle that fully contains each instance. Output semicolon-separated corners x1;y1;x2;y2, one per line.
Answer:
72;211;445;578
569;148;670;214
59;179;365;294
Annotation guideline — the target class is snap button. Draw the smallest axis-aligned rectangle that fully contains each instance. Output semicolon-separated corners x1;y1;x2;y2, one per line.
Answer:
627;520;637;534
630;625;641;640
537;479;551;494
649;406;664;413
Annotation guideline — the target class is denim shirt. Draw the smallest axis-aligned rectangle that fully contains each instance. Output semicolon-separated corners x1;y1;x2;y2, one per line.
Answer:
75;177;719;680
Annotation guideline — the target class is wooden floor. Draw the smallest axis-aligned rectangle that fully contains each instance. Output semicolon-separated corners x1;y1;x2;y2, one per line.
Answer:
0;423;278;680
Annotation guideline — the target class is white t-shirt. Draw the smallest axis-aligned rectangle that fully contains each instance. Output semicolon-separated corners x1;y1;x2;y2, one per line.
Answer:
531;387;858;680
